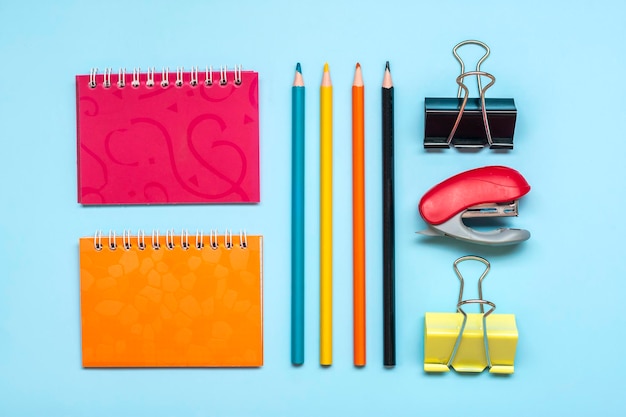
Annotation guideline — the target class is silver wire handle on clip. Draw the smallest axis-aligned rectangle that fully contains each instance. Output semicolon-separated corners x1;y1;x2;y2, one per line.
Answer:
446;71;496;147
448;40;496;147
93;229;248;251
453;254;491;314
446;255;496;371
87;65;243;89
453;40;491;97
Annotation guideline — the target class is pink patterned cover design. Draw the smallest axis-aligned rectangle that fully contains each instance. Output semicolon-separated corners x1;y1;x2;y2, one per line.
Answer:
76;71;259;204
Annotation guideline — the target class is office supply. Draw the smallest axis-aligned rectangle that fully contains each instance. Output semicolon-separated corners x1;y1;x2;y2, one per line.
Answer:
352;63;366;367
381;61;396;367
320;63;333;366
79;230;263;367
424;255;518;374
424;40;517;149
418;166;531;245
76;66;260;204
292;63;305;366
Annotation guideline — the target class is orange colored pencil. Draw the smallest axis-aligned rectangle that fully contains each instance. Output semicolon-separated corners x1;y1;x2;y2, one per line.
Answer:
352;63;366;366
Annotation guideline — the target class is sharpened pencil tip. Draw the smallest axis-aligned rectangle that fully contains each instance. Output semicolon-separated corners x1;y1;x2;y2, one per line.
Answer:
353;63;363;86
294;63;304;86
383;62;393;88
324;62;329;72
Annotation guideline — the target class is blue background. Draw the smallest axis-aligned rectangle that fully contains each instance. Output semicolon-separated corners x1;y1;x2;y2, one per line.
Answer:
1;0;625;415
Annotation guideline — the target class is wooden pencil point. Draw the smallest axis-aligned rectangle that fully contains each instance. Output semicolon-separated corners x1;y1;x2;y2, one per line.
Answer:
353;64;363;87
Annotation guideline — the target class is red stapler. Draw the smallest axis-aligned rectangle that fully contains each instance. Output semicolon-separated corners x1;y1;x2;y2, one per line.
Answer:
418;166;531;245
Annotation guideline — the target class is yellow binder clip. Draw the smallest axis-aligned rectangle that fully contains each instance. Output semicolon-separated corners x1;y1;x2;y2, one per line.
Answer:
424;255;518;374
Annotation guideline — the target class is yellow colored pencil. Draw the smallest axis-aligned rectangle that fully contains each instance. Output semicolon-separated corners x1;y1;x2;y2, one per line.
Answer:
320;63;333;366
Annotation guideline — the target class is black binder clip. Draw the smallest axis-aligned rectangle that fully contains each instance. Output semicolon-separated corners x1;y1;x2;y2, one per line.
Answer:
424;40;517;150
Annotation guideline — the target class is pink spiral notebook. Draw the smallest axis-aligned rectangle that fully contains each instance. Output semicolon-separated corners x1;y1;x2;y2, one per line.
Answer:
76;67;260;205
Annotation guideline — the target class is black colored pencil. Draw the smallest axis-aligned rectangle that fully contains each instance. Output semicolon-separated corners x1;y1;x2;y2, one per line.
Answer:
382;61;395;367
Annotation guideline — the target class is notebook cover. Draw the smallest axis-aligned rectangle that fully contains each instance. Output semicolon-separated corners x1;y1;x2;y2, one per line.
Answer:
79;233;263;367
76;70;260;204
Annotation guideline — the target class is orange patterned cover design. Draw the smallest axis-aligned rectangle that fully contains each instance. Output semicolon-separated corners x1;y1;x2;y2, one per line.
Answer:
79;234;263;367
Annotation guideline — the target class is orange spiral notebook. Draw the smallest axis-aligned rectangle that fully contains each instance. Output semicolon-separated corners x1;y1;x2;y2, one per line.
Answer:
79;231;263;367
76;66;260;205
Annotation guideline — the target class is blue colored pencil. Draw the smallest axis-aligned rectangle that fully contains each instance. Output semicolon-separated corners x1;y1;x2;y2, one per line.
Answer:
292;63;305;365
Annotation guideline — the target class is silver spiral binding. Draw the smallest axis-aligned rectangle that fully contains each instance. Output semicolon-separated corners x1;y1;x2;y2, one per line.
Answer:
160;67;169;88
137;229;146;250
152;230;161;250
209;230;219;250
103;68;112;88
87;65;244;88
117;68;126;88
108;230;117;250
190;66;199;87
132;68;141;88
122;230;132;250
89;68;98;88
224;229;231;249
176;67;184;87
147;67;155;87
205;66;214;86
239;229;248;249
92;229;249;251
93;230;102;251
195;230;205;249
181;229;190;250
165;229;176;250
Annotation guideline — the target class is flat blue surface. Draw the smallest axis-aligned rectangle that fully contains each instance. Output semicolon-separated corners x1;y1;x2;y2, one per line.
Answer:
1;0;625;415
